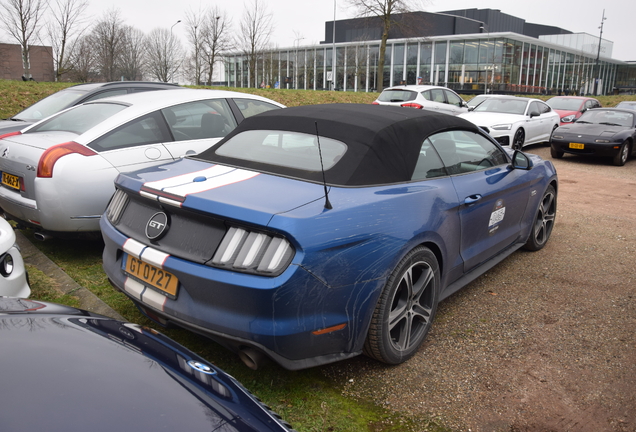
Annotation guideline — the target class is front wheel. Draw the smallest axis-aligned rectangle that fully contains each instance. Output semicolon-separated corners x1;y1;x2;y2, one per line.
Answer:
523;184;557;251
512;128;525;150
613;140;630;166
364;246;440;364
550;144;564;159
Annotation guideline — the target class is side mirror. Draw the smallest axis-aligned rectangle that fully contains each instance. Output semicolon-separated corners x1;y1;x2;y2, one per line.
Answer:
511;150;533;170
468;106;475;111
529;110;540;118
581;108;587;113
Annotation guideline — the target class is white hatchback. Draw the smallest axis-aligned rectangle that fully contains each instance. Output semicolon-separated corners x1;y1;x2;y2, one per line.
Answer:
373;85;469;116
458;96;560;149
0;89;284;238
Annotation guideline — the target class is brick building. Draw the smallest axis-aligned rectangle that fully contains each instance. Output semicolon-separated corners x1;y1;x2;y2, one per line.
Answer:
0;43;54;82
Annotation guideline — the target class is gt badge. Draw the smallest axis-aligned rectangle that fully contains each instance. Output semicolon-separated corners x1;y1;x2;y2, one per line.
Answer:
146;212;169;240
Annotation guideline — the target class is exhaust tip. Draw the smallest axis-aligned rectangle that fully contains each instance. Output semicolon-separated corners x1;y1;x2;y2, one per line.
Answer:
33;232;52;241
238;348;265;370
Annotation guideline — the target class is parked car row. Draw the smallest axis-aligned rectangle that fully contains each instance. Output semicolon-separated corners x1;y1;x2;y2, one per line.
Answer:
374;85;634;166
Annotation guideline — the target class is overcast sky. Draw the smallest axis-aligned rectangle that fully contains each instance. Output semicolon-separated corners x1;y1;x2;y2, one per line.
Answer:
3;0;633;61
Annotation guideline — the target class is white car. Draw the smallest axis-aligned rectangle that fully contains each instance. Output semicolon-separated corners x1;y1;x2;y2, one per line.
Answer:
458;96;560;149
0;217;30;298
373;85;468;116
0;89;284;238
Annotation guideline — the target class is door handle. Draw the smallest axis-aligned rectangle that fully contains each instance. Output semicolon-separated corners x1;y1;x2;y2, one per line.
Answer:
464;194;482;205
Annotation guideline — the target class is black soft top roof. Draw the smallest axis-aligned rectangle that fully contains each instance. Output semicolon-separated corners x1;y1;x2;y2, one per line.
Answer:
198;104;482;186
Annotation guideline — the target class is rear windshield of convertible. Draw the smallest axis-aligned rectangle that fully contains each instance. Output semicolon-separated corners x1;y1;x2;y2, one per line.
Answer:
214;130;347;171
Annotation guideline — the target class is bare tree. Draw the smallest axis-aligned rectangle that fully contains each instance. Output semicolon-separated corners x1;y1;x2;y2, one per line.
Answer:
345;0;419;92
0;0;49;79
120;26;146;81
144;27;184;83
66;34;95;82
184;7;205;85
46;0;89;81
201;7;232;86
89;8;127;81
238;0;273;88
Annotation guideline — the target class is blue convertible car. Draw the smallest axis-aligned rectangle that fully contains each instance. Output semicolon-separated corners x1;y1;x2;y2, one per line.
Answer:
101;104;558;370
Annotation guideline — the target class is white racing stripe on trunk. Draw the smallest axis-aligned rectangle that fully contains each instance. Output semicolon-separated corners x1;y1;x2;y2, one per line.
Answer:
143;165;234;190
162;168;260;197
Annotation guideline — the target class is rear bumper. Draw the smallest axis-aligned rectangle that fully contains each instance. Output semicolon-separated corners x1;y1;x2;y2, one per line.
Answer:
100;218;380;370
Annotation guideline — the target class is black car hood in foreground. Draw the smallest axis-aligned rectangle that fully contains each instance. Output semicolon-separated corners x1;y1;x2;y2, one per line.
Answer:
0;298;295;432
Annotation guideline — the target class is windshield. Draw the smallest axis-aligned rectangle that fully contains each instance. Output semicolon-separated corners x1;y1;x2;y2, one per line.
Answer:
576;110;634;127
12;89;90;121
616;102;636;110
546;97;584;111
474;98;528;115
27;103;128;135
467;95;490;107
213;130;347;171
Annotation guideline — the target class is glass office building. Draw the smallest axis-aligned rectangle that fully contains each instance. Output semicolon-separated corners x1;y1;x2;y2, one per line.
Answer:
223;10;633;95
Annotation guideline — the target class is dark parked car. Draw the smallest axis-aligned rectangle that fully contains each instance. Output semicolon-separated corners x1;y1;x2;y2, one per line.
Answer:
615;101;636;111
546;96;601;125
550;108;636;166
101;104;558;370
0;297;296;432
0;81;180;135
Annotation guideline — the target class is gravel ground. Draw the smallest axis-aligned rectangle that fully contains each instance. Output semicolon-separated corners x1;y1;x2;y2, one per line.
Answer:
322;145;636;431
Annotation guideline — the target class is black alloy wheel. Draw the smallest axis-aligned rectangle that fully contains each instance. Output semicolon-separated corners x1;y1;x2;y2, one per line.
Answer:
550;144;564;159
523;184;557;251
364;246;440;364
512;128;525;150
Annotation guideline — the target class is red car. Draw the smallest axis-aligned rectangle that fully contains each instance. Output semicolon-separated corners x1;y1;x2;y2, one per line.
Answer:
546;96;601;126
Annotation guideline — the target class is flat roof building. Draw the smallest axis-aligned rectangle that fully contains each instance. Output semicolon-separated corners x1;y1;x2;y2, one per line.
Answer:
224;8;635;95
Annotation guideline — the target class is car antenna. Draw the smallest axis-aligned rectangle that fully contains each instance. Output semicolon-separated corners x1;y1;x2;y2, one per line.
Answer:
314;121;333;210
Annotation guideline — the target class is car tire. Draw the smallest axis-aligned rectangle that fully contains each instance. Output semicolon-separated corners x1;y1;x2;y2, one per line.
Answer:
612;140;630;166
512;128;525;150
549;124;558;143
363;246;439;365
523;184;557;251
550;145;564;159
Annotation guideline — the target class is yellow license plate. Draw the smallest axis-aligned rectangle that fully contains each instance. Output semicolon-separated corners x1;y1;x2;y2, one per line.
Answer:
125;255;179;297
1;172;21;190
569;143;585;149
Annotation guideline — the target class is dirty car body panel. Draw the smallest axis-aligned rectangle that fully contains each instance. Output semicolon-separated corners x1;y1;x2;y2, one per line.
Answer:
101;104;558;370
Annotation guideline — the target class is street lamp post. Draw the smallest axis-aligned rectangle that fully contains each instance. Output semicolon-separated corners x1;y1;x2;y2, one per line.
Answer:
169;20;181;83
480;24;490;94
593;10;606;96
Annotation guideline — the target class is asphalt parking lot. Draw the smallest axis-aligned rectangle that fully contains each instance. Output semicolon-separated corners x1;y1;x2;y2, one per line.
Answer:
321;145;636;431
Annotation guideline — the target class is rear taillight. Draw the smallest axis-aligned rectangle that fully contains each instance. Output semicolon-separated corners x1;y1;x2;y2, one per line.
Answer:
0;131;22;140
37;141;97;178
372;101;380;105
400;103;424;109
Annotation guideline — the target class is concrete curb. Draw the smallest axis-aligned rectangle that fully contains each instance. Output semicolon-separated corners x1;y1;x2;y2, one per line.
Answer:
15;230;125;321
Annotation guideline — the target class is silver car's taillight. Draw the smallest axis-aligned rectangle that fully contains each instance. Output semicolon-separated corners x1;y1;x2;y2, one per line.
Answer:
106;189;129;225
211;226;294;276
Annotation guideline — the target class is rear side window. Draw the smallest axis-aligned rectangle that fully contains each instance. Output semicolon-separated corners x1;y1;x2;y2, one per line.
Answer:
233;98;281;118
215;130;347;171
430;89;446;103
162;99;237;141
27;102;127;135
89;111;171;151
377;90;417;103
